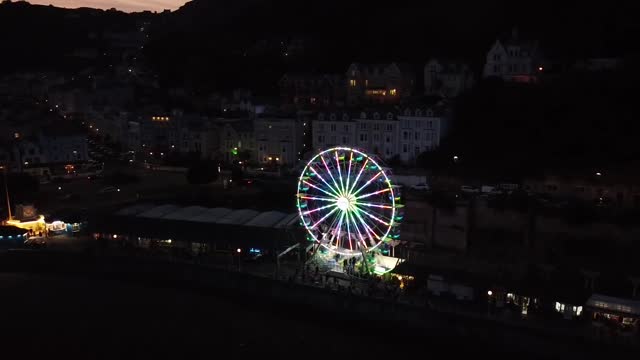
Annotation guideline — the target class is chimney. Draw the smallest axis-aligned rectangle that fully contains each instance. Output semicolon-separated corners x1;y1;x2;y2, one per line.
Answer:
511;27;519;40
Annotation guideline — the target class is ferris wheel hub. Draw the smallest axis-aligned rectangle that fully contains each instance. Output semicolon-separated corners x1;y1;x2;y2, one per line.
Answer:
336;196;352;212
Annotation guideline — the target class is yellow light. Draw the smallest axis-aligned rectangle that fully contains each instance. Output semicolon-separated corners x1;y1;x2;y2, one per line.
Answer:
390;89;397;96
268;157;273;161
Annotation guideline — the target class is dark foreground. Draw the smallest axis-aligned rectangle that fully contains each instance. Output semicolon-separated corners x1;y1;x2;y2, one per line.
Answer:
0;251;631;358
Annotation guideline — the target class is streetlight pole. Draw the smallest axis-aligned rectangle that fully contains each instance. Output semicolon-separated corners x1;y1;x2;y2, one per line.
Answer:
1;166;11;221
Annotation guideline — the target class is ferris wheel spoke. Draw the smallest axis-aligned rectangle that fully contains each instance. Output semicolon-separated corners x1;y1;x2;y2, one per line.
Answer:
325;211;343;247
320;156;343;196
348;158;369;195
345;151;353;197
299;195;337;202
352;171;382;197
302;203;338;216
356;208;393;231
352;208;382;242
309;166;341;197
303;180;340;199
355;187;391;201
345;210;353;250
334;151;345;195
310;207;339;230
348;211;368;250
355;205;391;226
334;212;345;248
354;201;394;210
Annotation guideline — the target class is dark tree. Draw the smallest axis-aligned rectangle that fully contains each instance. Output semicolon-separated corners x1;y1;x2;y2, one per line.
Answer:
186;161;219;185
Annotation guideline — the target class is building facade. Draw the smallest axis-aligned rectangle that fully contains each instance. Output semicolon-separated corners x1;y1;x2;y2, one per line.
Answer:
139;112;182;152
424;59;475;98
37;130;89;164
278;73;345;107
483;29;541;83
346;63;416;105
313;106;449;164
254;116;304;166
218;119;255;163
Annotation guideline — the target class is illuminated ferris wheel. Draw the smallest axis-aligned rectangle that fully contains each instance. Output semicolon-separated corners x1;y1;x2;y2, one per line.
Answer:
296;147;400;256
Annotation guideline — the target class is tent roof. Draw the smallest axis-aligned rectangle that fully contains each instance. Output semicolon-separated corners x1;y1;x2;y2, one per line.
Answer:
137;204;181;219
114;204;299;230
162;206;209;221
190;208;234;223
244;211;289;227
217;209;261;225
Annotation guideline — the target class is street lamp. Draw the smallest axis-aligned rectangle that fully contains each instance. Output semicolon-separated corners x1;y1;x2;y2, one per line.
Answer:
0;165;11;220
236;248;242;272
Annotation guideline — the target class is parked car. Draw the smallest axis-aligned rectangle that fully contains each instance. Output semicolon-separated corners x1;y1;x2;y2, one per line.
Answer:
461;185;480;194
98;186;120;194
410;183;430;191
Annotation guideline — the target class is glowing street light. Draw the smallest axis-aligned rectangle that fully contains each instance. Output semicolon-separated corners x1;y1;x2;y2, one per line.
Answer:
236;248;242;253
487;290;493;296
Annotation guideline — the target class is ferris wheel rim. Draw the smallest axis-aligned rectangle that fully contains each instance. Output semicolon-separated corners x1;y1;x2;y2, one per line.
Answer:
296;146;396;256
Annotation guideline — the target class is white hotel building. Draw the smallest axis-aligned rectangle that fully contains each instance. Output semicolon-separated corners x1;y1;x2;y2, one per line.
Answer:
313;106;449;164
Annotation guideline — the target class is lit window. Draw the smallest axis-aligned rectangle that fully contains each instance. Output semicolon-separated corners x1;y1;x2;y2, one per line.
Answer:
390;89;397;96
349;79;357;87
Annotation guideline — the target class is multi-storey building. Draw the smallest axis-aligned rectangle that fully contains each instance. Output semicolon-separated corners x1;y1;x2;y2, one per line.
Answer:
37;125;89;164
313;105;449;164
346;63;416;105
424;58;475;98
218;118;255;163
278;73;345;107
483;28;542;83
254;115;304;166
139;112;182;152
